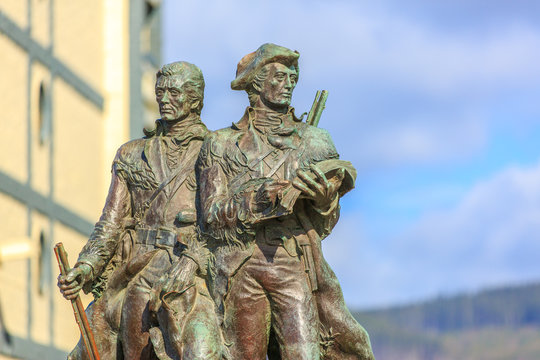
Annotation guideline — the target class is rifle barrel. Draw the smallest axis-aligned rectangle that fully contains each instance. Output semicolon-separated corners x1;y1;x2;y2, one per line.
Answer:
311;90;328;127
306;90;321;126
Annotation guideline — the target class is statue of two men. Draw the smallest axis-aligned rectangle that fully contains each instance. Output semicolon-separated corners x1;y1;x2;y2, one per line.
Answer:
58;43;375;360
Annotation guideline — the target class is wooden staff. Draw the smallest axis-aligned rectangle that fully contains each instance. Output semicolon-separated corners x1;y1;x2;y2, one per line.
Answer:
54;242;100;360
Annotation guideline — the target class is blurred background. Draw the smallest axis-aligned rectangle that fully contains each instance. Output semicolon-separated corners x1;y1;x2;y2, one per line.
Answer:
1;0;540;359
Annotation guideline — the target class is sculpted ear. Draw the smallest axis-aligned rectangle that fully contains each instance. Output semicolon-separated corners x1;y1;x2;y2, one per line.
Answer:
252;81;262;93
190;100;200;111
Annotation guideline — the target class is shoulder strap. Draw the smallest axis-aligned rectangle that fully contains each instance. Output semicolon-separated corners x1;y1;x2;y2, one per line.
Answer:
265;148;293;178
135;144;200;224
265;124;308;178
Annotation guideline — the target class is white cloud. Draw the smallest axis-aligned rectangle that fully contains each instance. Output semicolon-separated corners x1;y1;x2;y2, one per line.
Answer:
164;0;540;94
343;111;488;168
163;0;540;168
160;1;540;309
349;21;540;96
325;160;540;308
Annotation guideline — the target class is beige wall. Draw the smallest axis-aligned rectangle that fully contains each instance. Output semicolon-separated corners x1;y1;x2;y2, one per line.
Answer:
0;0;160;357
53;77;106;220
1;0;112;356
30;0;51;47
0;193;30;338
0;0;27;29
0;35;28;183
54;0;104;92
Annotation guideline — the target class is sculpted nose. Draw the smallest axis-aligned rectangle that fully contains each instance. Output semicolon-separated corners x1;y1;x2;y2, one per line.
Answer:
161;90;170;103
284;77;292;89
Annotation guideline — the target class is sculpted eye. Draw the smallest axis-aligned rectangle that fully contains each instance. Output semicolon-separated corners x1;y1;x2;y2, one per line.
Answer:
156;89;164;97
170;90;180;96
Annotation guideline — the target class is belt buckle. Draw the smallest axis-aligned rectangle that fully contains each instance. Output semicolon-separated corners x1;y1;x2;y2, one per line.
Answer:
137;229;145;245
155;229;174;247
144;229;152;245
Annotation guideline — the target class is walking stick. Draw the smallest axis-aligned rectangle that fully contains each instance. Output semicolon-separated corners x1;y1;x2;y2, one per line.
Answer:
54;242;100;360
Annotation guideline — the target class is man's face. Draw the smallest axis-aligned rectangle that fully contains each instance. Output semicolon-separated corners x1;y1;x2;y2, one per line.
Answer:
155;75;191;121
259;63;297;110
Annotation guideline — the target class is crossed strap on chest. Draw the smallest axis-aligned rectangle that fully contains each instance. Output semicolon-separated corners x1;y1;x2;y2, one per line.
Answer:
133;144;200;225
229;148;290;190
231;128;306;187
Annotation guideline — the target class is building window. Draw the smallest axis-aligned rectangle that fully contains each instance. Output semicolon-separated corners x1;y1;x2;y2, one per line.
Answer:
38;82;51;145
38;231;48;295
145;0;160;20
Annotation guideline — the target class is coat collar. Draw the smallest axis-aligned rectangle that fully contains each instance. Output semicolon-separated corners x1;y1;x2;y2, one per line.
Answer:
158;115;208;143
143;136;167;182
232;106;302;131
143;116;208;181
232;106;305;169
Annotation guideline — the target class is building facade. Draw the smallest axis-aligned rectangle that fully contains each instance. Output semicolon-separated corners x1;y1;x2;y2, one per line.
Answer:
0;0;161;358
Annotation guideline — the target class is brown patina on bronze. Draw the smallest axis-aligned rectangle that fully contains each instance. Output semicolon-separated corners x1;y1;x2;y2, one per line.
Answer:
57;45;375;360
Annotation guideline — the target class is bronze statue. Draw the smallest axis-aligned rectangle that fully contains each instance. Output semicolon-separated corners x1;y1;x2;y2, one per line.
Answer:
197;43;375;359
57;45;374;360
58;61;223;360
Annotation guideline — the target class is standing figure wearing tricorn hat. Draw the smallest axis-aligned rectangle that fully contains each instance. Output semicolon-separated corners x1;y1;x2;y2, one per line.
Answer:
197;43;375;359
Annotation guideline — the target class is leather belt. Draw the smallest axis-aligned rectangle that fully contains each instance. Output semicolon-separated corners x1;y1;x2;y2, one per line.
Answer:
136;228;177;248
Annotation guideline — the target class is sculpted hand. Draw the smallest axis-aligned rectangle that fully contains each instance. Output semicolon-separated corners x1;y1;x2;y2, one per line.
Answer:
149;257;198;313
149;273;169;313
159;261;188;295
57;263;92;300
292;164;345;210
254;179;290;211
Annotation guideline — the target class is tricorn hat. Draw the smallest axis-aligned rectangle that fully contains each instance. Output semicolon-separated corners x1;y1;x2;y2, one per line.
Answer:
231;43;299;91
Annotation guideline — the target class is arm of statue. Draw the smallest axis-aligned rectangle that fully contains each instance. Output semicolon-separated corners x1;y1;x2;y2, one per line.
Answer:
58;151;131;299
198;161;251;240
197;135;263;242
290;127;347;239
292;164;343;238
198;147;291;242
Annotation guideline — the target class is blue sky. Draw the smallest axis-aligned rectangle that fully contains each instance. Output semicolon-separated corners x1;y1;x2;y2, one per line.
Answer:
162;0;540;309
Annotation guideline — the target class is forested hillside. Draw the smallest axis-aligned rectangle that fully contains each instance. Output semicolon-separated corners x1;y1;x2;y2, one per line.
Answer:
352;282;540;360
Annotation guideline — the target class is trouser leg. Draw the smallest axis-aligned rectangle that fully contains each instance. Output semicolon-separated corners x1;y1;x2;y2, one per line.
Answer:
270;270;319;360
257;245;320;360
223;261;271;360
120;284;154;359
120;249;170;359
181;291;222;360
154;281;222;360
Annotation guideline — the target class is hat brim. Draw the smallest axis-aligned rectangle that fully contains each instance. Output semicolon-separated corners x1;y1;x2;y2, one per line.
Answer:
231;44;299;91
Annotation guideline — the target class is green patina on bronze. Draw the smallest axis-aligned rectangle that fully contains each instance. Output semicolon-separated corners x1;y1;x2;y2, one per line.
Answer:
57;44;374;360
58;61;225;360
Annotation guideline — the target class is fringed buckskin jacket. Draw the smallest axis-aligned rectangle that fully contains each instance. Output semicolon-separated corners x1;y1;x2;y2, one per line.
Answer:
197;107;375;360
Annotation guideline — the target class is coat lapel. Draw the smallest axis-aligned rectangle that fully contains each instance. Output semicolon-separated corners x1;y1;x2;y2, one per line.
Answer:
143;136;168;187
234;108;263;172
